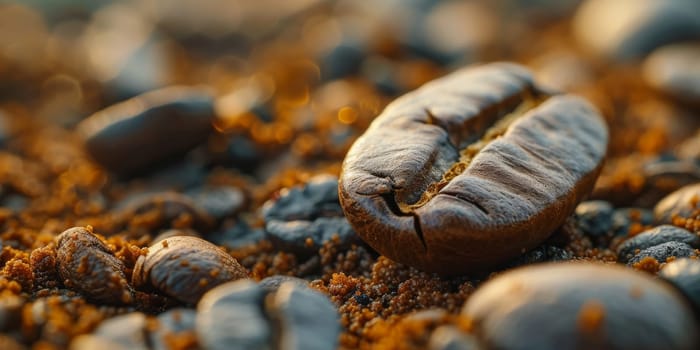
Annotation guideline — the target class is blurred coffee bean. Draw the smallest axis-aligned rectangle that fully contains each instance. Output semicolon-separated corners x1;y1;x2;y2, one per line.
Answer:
642;159;700;202
116;191;215;232
462;263;699;350
132;236;248;305
196;280;271;350
149;308;197;350
77;86;216;176
627;241;697;266
208;221;266;249
186;186;245;221
263;175;358;255
141;160;208;192
644;43;700;105
573;0;700;61
259;275;309;293
618;225;700;263
340;62;607;275
429;325;481;350
197;279;339;350
655;183;700;224
612;208;655;236
90;312;149;349
659;258;700;314
319;41;365;81
55;227;134;304
575;200;614;237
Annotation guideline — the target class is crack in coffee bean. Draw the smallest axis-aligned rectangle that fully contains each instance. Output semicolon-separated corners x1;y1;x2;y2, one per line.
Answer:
339;62;608;275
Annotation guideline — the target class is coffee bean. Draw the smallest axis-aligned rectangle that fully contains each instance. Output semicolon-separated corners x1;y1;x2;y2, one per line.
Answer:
575;200;614;237
187;186;245;221
655;183;700;226
659;258;700;315
196;280;271;350
627;241;697;266
644;43;700;105
573;0;700;61
339;62;608;275
263;175;358;255
55;227;134;304
462;263;699;350
77;86;215;176
132;236;248;304
91;312;149;349
617;225;700;263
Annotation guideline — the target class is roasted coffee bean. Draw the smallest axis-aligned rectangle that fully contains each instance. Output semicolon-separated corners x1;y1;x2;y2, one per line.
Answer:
659;258;700;314
644;43;700;104
263;175;358;254
655;183;700;226
132;236;248;305
575;200;614;237
462;262;699;350
339;62;608;275
116;191;215;232
573;0;700;61
187;186;245;221
151;228;200;244
77;86;215;176
55;227;134;304
617;225;700;263
196;280;271;350
627;241;697;266
196;279;340;350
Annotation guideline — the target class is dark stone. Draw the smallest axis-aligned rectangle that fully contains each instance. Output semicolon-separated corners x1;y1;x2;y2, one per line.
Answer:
575;200;614;237
77;86;215;176
463;263;698;350
659;258;700;316
263;175;358;255
618;225;700;263
627;241;697;266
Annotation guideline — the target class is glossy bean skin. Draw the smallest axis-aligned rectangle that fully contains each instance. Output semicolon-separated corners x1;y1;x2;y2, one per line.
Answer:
339;63;608;275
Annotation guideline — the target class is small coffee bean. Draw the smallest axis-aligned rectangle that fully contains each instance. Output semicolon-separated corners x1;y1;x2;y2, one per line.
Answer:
655;183;700;226
627;241;697;266
55;227;134;304
575;200;614;237
462;263;699;350
339;62;608;275
263;175;358;254
132;236;248;305
77;86;215;176
644;43;700;104
196;280;272;350
617;225;700;263
187;186;245;221
659;258;700;314
116;191;215;232
573;0;700;61
266;281;340;350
